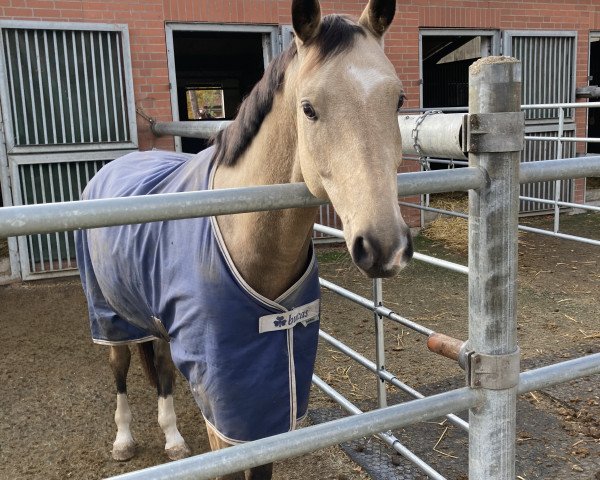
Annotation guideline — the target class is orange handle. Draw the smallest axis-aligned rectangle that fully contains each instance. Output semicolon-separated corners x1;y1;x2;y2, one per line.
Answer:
427;333;464;361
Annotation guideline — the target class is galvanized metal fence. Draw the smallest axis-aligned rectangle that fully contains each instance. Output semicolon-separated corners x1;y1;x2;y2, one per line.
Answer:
1;57;600;479
402;98;600;251
0;20;138;282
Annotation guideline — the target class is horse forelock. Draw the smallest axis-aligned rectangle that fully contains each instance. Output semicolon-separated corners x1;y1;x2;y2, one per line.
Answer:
306;14;366;65
210;14;366;167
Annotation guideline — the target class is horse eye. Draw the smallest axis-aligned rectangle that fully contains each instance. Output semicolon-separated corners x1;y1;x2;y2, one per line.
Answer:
301;101;318;120
397;94;407;111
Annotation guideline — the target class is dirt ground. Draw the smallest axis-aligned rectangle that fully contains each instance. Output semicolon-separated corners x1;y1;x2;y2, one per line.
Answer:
1;212;599;480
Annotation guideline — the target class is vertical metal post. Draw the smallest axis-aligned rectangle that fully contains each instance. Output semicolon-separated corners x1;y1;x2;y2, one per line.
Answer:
373;277;387;408
553;107;564;233
467;57;522;480
0;114;21;281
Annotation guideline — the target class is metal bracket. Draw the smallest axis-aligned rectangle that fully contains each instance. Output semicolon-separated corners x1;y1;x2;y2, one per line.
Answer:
467;112;524;153
466;347;520;390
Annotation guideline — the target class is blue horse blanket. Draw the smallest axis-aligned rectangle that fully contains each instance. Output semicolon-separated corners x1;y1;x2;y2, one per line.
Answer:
75;147;321;443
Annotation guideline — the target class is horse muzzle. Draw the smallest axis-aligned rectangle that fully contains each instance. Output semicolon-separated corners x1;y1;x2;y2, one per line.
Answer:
350;228;413;278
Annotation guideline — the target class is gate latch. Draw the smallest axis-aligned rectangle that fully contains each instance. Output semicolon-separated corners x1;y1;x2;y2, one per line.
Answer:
465;347;520;390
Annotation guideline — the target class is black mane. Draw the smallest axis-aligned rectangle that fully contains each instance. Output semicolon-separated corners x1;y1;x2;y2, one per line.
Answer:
210;15;366;167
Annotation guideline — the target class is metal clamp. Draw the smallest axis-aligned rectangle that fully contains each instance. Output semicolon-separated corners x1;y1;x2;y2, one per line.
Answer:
465;347;520;390
467;112;524;153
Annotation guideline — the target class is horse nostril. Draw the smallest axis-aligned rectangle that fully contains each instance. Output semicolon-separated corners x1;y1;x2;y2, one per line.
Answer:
352;230;412;276
352;235;373;271
352;235;366;263
352;234;383;272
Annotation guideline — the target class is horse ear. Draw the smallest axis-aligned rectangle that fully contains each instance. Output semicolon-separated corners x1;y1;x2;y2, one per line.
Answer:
359;0;396;37
292;0;322;44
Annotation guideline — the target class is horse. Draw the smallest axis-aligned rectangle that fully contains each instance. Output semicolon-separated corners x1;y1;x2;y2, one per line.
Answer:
75;0;413;478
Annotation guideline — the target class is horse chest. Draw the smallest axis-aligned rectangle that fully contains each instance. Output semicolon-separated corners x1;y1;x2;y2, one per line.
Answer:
76;148;322;442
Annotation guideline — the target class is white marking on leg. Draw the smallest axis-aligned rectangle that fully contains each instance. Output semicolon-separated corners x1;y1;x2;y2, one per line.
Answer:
113;393;135;457
158;395;187;451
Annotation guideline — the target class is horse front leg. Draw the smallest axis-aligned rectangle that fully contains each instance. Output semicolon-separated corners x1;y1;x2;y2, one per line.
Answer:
109;345;137;461
205;422;273;480
152;339;191;460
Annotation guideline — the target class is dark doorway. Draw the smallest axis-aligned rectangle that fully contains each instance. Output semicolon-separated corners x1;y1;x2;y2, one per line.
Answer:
421;34;493;109
172;31;266;153
420;33;494;170
588;34;600;154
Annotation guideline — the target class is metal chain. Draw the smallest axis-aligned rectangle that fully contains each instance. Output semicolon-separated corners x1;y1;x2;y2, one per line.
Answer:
135;106;155;125
411;110;442;171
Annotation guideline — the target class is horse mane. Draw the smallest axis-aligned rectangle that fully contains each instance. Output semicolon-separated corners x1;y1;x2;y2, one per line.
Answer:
210;14;366;167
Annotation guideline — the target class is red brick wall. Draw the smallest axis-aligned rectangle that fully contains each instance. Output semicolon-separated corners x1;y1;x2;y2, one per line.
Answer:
2;0;598;221
4;0;598;145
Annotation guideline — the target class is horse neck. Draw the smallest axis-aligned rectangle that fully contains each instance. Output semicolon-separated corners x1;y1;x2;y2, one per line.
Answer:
212;68;318;300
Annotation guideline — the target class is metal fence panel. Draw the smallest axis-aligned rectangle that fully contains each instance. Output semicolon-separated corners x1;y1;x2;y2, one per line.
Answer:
15;159;109;276
503;31;577;213
1;25;133;149
521;126;575;212
505;32;576;122
0;20;138;280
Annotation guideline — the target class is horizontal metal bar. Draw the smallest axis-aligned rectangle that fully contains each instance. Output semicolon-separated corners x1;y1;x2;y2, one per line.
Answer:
518;225;600;246
406;195;600;217
524;136;600;143
519;156;600;183
405;102;600;113
403;107;468;113
404;157;469;167
401;201;600;247
167;23;279;34
319;278;434;336
0;19;129;32
151;120;230;139
106;387;478;480
398;201;468;219
319;330;469;432
404;203;600;251
521;101;600;109
400;167;486;195
519;195;600;212
0;184;323;237
413;252;469;274
4;155;599;238
107;354;600;480
312;223;345;239
0;168;486;237
153;114;469;160
518;353;600;394
311;375;447;480
9;143;138;156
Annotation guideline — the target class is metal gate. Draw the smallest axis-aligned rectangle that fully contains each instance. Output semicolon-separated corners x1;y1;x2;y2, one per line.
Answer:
503;31;577;212
0;20;138;280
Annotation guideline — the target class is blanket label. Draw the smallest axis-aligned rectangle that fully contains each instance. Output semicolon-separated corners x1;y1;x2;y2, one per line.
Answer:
259;299;320;333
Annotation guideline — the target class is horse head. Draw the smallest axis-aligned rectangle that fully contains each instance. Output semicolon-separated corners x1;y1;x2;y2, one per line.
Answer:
291;0;413;278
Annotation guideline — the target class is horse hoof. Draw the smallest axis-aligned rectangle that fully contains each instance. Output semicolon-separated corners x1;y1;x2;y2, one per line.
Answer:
166;442;191;461
112;442;136;461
